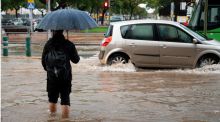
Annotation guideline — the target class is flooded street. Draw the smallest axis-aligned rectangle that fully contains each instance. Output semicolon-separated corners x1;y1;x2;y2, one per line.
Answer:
1;53;220;122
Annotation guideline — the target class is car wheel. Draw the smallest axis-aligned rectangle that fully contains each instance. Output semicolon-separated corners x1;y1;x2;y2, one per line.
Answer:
197;56;219;68
108;54;129;65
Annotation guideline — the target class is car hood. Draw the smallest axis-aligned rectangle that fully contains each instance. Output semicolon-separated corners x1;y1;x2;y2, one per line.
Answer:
202;40;220;46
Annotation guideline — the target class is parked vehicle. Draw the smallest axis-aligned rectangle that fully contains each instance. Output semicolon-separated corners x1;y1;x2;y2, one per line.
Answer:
33;18;45;32
1;18;31;32
110;16;124;23
99;20;220;68
1;18;13;25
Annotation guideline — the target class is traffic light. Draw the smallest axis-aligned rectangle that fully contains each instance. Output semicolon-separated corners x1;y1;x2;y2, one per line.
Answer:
103;0;109;9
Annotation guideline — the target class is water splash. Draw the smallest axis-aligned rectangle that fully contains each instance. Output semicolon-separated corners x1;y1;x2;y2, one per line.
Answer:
155;64;220;74
91;63;136;72
193;64;220;74
2;55;220;74
77;55;220;74
74;56;136;72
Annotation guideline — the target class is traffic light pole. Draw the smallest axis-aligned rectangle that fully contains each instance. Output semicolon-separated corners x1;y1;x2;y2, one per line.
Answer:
108;0;111;25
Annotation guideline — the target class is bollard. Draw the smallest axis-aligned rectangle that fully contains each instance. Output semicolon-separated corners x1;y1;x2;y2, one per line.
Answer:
2;36;8;56
26;36;31;57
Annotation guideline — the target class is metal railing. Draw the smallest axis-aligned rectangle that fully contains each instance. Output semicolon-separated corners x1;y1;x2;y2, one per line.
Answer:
1;32;104;56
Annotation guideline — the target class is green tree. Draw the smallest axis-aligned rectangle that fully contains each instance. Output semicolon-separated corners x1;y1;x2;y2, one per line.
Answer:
111;0;147;20
147;0;173;15
2;0;26;18
89;0;105;23
133;7;148;19
147;0;173;8
35;0;47;17
1;0;10;11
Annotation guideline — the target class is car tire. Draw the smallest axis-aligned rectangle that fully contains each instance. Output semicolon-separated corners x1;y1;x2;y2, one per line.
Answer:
197;55;219;68
107;54;129;65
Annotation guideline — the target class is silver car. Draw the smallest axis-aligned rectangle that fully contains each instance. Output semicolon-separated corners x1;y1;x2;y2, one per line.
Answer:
99;20;220;68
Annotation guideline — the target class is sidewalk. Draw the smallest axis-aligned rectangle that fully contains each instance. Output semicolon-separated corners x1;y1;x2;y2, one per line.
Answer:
2;32;103;56
4;32;104;45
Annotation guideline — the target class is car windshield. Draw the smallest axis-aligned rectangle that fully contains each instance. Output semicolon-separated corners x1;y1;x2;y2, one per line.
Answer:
180;24;208;41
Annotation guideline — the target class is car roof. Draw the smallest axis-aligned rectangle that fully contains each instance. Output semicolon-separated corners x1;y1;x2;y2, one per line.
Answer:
110;19;181;26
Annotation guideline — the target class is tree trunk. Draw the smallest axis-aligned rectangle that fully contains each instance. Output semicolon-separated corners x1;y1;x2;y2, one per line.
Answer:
15;8;19;18
129;9;133;20
101;10;106;25
96;8;99;23
90;6;94;16
41;11;44;17
128;2;134;20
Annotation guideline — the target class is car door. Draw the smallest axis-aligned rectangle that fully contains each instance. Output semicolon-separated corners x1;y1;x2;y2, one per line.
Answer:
123;24;160;67
157;24;196;67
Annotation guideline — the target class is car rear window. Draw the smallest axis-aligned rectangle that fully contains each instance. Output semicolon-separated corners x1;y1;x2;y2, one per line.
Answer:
105;25;113;37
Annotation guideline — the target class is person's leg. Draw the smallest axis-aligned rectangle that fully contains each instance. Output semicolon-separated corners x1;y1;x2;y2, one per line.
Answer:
48;103;58;121
48;91;59;113
60;85;71;118
61;105;70;118
49;102;57;113
47;80;59;114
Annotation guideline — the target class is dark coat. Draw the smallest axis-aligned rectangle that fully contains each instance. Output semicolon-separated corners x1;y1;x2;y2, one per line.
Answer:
41;34;80;83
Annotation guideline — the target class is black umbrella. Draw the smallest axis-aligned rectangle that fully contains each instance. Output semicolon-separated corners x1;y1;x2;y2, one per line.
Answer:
36;9;98;30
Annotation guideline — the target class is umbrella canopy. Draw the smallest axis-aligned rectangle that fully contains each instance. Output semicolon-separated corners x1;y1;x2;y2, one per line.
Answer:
36;9;98;30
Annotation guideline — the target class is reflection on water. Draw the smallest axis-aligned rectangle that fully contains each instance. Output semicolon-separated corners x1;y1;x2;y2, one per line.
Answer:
1;55;220;122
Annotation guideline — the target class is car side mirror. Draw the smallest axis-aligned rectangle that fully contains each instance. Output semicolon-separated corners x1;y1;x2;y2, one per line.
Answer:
193;38;198;44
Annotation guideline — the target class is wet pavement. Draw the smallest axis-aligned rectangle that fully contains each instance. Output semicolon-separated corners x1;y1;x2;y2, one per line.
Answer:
1;54;220;122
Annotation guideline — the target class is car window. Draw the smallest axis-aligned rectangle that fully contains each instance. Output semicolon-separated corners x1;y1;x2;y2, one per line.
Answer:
122;24;154;40
198;6;220;29
105;25;113;37
158;25;179;42
180;24;207;41
177;29;192;43
120;25;130;37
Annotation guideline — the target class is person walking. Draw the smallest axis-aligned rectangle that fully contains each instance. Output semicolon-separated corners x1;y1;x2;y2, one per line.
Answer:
41;30;80;119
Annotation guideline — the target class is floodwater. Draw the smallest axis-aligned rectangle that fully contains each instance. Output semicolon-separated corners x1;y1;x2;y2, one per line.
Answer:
1;53;220;122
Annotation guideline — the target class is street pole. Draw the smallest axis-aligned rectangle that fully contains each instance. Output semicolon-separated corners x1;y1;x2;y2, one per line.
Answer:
47;0;52;39
2;36;9;56
27;0;34;57
26;36;31;57
27;10;32;57
108;0;111;25
171;2;175;21
29;9;33;32
204;0;208;36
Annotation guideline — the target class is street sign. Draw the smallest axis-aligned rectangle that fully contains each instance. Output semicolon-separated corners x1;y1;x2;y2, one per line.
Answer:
27;3;35;9
28;0;34;3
